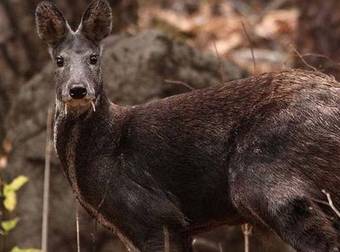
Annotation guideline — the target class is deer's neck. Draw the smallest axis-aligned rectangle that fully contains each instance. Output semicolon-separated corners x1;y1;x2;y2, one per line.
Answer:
54;93;140;250
54;92;127;196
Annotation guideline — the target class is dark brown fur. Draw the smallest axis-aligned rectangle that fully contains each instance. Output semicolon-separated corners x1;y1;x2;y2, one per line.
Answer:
36;1;340;251
57;70;340;251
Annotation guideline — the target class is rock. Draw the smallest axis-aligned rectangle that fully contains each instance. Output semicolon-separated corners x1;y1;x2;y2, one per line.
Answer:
102;30;244;104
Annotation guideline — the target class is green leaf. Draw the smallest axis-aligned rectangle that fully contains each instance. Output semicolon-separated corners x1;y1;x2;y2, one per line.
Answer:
1;218;19;233
3;176;29;212
10;247;41;252
3;190;16;211
4;191;17;212
6;176;29;192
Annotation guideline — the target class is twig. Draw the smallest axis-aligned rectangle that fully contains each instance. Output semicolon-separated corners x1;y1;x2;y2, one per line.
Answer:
241;223;253;252
76;201;81;252
218;242;223;252
241;21;256;74
322;189;340;218
192;238;220;250
41;105;53;252
164;79;195;91
163;226;170;252
291;46;318;72
213;41;226;84
310;197;331;207
299;53;340;69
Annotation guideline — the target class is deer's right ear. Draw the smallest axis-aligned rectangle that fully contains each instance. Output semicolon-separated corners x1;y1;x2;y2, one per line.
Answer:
35;1;68;46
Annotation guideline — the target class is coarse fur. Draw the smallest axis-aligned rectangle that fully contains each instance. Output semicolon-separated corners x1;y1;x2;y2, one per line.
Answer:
36;1;340;251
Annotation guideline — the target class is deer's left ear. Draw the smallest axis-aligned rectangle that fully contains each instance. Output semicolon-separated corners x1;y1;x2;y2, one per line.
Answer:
80;0;112;43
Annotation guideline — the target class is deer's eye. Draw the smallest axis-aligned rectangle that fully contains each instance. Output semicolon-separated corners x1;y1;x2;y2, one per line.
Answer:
56;56;64;67
89;54;98;65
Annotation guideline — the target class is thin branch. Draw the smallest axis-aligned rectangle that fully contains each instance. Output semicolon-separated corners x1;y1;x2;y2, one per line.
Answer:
76;201;81;252
241;21;256;74
164;79;195;91
309;197;331;207
241;223;253;252
299;52;340;69
322;189;340;218
192;238;220;250
163;226;170;252
291;46;318;72
218;242;223;252
41;105;53;252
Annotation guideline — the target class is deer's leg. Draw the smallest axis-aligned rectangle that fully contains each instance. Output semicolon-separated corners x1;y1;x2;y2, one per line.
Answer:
231;177;340;252
270;198;339;252
101;172;192;252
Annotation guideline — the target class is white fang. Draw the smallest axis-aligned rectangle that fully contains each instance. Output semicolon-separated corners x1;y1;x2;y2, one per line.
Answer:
91;101;96;112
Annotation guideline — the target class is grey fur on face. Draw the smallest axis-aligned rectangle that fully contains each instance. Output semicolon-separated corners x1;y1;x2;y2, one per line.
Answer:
35;0;112;114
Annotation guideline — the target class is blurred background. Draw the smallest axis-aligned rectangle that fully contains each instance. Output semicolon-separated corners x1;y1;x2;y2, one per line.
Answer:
0;0;340;251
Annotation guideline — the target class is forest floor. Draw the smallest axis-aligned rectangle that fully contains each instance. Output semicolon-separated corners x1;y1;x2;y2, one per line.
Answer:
138;0;299;74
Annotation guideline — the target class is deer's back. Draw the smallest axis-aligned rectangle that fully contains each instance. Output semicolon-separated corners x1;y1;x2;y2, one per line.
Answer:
118;70;340;225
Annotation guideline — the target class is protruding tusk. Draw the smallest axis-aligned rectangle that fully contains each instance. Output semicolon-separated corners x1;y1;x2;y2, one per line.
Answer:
64;103;68;115
91;101;96;112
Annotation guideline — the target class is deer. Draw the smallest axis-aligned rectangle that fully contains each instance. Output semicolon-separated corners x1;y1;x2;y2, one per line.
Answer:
35;1;340;251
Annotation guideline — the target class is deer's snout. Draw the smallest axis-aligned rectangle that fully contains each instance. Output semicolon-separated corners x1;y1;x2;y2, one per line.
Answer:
69;85;87;99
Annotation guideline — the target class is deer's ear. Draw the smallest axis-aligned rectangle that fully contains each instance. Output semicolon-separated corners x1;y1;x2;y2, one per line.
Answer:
80;0;112;43
35;1;68;46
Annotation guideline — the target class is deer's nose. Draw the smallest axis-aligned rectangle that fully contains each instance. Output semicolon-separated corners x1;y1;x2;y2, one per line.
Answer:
69;85;87;99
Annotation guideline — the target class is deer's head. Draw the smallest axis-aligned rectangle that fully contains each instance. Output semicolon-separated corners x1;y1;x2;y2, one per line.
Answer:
35;0;112;113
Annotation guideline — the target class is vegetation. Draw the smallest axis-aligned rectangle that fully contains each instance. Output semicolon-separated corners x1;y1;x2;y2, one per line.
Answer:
1;176;40;252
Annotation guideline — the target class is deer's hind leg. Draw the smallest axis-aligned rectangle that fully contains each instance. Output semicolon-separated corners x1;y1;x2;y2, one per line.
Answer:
230;172;340;252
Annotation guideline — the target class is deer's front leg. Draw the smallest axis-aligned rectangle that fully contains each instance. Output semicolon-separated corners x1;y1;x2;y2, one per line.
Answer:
92;169;191;252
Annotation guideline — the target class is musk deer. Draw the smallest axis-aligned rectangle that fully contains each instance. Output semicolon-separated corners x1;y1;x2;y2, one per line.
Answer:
36;0;340;251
